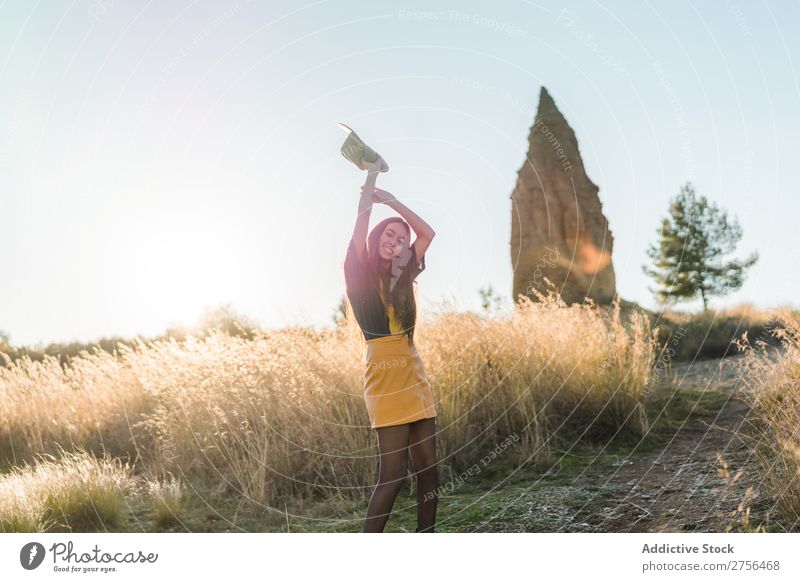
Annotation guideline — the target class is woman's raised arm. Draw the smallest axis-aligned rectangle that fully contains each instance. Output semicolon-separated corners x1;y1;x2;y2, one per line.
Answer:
350;164;381;261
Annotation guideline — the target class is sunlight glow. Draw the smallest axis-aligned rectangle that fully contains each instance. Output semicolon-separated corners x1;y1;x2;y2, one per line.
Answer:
122;205;245;332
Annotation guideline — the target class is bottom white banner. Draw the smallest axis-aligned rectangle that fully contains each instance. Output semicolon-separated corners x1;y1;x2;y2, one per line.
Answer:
2;533;798;581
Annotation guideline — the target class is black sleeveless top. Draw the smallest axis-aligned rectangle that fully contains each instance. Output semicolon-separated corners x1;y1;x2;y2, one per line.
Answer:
343;237;426;341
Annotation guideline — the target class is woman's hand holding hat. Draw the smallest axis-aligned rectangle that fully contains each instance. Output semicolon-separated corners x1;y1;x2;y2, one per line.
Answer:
361;185;396;205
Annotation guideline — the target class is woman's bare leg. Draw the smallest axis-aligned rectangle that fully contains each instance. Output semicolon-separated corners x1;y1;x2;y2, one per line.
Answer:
408;417;438;532
363;423;411;532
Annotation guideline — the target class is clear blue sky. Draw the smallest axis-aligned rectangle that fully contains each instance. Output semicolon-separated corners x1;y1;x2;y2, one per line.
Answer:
1;0;798;348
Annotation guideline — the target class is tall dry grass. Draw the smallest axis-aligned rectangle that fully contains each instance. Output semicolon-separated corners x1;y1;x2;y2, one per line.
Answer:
1;294;660;511
0;347;151;469
738;309;800;523
0;446;135;532
420;294;657;471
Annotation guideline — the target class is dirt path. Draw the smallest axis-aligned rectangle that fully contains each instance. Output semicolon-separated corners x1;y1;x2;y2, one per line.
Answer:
561;353;771;532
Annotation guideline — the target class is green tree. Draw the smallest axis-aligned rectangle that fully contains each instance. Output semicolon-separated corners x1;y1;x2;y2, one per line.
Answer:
332;294;348;326
643;182;758;311
478;285;504;313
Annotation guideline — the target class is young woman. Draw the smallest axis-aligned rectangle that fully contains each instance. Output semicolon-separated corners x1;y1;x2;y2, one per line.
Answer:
343;159;439;533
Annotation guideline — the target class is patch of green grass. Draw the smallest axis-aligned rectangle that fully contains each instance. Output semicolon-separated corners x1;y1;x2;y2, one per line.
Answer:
635;387;736;449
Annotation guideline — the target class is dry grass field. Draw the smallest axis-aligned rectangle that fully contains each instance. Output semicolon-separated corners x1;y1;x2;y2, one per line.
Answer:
1;296;797;532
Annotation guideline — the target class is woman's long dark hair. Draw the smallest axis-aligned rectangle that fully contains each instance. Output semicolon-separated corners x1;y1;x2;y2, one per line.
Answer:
364;217;420;346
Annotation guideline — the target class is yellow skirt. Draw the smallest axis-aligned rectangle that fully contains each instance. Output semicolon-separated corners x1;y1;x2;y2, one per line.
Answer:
363;334;437;429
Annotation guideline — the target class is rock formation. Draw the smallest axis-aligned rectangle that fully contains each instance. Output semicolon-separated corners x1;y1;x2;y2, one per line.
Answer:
511;86;617;305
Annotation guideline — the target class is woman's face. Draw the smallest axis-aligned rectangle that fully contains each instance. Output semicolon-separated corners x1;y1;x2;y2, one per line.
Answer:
377;222;409;261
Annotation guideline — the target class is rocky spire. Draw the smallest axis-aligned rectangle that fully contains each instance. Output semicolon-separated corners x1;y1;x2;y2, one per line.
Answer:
510;86;617;305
